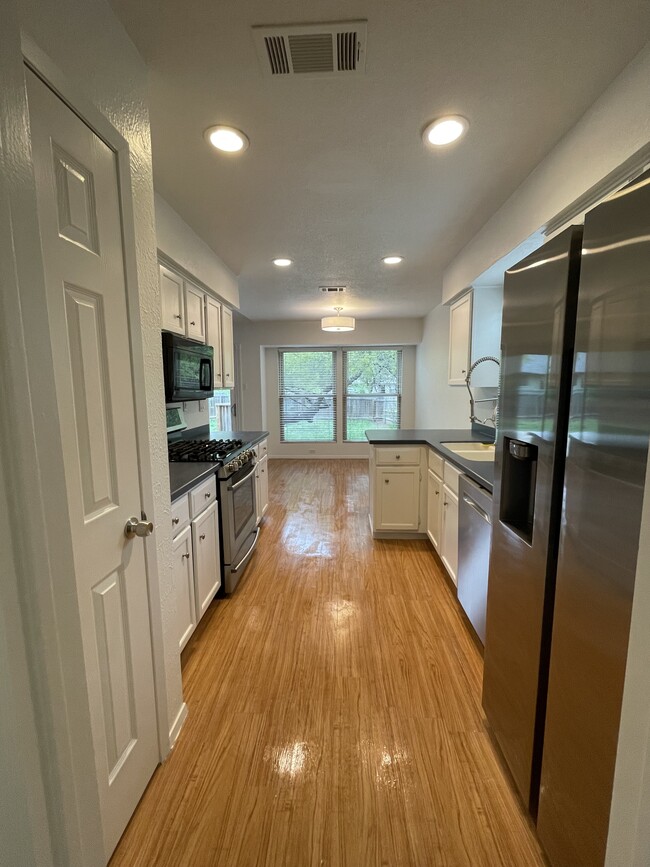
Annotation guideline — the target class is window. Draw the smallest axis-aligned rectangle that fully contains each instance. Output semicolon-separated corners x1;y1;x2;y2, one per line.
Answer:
279;350;336;442
208;389;233;433
343;349;402;441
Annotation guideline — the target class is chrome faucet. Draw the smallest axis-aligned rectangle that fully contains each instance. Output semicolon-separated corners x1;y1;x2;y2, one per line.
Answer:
465;355;500;428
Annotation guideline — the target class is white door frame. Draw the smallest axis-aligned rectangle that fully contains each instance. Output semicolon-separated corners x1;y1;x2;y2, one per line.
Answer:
0;23;171;865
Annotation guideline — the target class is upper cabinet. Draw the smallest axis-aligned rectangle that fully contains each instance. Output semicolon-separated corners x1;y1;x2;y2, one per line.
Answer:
448;292;472;385
160;265;185;335
221;305;235;389
205;296;223;389
159;260;235;390
470;283;503;388
185;283;206;343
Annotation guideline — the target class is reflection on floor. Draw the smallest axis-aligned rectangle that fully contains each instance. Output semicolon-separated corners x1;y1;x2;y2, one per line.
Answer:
110;459;547;867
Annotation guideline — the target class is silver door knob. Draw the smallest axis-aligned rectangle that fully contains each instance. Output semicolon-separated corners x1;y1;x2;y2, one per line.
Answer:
124;516;154;539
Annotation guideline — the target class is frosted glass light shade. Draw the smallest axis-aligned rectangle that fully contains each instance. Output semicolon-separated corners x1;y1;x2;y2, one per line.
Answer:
321;315;355;332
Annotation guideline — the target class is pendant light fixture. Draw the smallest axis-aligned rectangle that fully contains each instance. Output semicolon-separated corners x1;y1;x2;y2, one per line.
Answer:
321;306;355;332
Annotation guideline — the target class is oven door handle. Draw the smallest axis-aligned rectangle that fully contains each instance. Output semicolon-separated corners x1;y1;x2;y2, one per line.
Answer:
231;527;261;574
228;464;257;491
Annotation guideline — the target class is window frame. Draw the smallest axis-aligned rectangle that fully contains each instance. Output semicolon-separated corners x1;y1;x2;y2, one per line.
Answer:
278;348;337;443
342;348;403;442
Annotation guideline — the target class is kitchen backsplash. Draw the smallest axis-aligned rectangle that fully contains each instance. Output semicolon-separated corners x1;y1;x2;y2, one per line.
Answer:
168;400;209;431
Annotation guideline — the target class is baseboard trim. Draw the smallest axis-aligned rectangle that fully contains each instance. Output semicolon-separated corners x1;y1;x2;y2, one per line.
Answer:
268;454;370;460
169;702;188;749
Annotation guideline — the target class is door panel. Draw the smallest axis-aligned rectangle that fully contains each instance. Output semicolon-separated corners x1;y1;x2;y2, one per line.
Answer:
26;68;158;860
192;502;221;619
376;467;419;530
160;265;184;334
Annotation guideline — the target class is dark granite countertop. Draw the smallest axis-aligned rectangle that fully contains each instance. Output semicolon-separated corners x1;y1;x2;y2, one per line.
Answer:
169;429;269;501
365;428;495;493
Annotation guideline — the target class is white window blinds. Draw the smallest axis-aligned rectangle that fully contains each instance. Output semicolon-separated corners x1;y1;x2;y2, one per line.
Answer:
278;350;337;442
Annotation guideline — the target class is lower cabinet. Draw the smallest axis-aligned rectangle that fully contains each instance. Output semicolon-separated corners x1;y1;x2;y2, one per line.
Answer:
374;466;421;531
441;484;459;585
192;500;221;620
255;453;269;524
171;526;196;652
427;468;443;551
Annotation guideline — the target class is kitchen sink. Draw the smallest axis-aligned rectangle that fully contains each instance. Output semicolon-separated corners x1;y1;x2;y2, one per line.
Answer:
441;442;496;462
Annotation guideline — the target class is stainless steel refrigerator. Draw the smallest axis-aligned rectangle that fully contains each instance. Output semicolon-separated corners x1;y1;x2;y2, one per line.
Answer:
482;170;650;867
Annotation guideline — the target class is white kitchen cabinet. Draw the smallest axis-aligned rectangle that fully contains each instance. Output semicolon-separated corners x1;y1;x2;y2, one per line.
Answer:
441;484;459;585
171;525;196;651
205;296;223;388
448;291;472;385
222;304;235;389
185;282;206;343
192;500;221;620
374;466;421;531
427;468;443;552
255;453;269;524
160;264;185;335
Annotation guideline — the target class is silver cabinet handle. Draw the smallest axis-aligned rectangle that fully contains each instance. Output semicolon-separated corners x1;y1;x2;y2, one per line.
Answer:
174;314;182;320
172;517;180;525
384;479;389;484
205;492;211;499
191;320;196;326
200;533;206;541
395;454;401;460
182;552;190;560
125;515;154;539
462;494;491;524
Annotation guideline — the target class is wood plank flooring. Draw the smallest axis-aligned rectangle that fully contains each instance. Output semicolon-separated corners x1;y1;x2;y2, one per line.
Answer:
111;459;547;867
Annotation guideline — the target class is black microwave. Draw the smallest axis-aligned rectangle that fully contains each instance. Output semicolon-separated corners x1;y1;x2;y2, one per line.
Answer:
162;333;214;402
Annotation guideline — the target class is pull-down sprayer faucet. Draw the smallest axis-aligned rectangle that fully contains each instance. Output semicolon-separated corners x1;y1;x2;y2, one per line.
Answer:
465;355;500;429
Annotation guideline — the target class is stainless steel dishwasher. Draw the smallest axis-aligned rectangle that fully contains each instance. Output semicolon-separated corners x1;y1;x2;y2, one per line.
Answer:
458;475;493;645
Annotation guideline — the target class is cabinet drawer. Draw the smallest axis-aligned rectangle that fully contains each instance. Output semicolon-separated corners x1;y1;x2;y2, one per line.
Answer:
428;449;444;477
171;494;190;537
374;446;421;466
443;462;463;494
190;476;217;517
254;438;268;459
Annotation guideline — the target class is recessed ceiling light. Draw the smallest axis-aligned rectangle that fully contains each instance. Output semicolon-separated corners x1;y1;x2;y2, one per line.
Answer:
382;255;403;265
423;115;469;147
273;258;293;267
204;125;249;153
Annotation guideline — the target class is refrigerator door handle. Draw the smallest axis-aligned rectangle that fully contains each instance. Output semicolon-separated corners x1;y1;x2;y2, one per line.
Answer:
462;493;491;524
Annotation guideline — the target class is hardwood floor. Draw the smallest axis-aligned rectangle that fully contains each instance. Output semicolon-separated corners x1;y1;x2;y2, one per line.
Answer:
111;459;547;867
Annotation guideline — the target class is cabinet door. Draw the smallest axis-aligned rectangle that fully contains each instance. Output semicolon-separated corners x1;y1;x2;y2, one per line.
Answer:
221;305;235;388
449;292;472;385
441;485;459;585
185;283;206;343
205;296;223;388
192;501;221;620
427;469;442;551
375;467;420;531
160;264;185;334
258;454;269;520
172;526;196;651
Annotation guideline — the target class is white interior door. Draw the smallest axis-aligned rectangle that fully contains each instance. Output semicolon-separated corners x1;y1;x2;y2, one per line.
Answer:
26;68;158;860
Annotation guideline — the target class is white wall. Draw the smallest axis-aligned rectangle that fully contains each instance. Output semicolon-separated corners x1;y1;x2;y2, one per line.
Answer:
415;304;473;430
236;317;423;434
443;43;650;302
155;193;239;308
0;0;182;861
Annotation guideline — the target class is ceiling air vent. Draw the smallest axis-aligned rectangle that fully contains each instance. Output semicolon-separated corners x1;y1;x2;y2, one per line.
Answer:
253;21;367;78
320;285;346;294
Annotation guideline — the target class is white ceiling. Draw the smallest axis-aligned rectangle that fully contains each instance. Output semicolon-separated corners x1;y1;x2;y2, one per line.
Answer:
110;0;650;320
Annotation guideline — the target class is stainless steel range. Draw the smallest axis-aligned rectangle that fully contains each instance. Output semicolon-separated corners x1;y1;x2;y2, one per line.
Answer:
168;435;260;593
